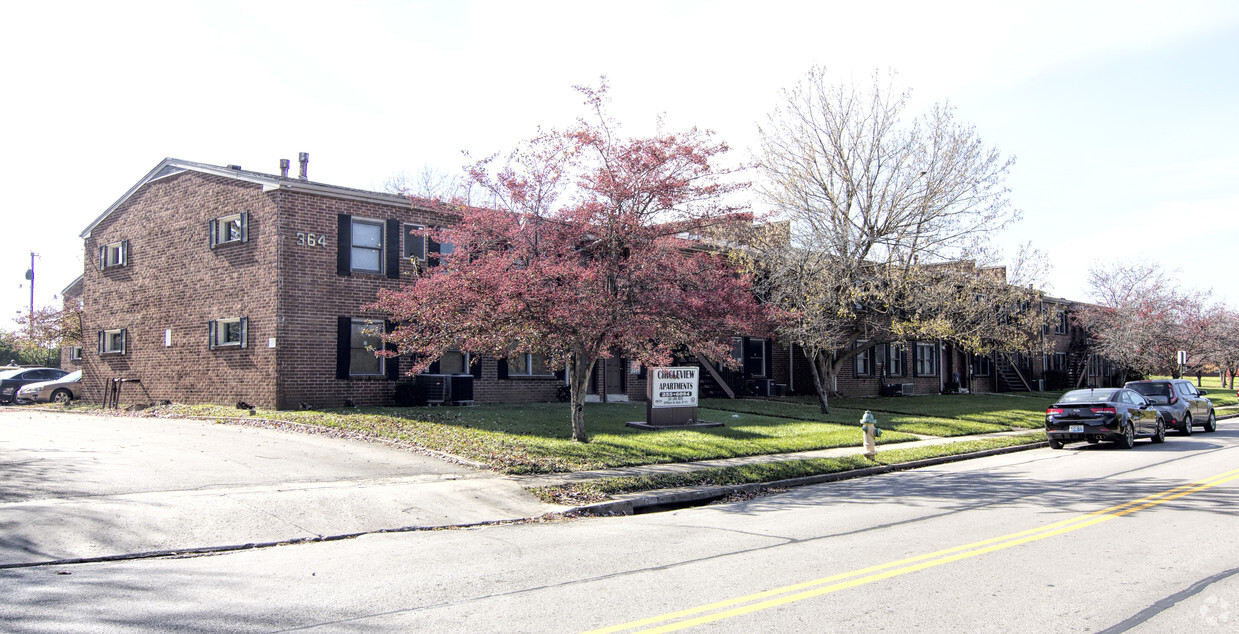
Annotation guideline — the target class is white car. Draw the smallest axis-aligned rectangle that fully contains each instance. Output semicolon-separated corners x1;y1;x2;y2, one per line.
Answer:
16;370;82;404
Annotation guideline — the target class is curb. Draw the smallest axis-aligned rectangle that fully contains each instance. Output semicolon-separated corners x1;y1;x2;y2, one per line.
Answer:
567;440;1050;516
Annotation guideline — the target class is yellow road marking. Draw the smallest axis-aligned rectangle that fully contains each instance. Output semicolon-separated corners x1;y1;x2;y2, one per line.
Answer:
587;467;1239;634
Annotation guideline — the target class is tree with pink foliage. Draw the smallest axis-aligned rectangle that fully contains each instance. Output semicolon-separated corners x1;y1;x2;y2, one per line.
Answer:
371;81;771;442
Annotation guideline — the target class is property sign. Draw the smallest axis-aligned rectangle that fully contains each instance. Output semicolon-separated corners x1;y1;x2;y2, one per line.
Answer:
650;367;699;409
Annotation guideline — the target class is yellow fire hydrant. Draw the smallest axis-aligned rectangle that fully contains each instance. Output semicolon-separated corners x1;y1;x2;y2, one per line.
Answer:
861;410;881;458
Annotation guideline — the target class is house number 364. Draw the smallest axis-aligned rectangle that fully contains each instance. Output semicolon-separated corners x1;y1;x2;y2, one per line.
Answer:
296;232;326;247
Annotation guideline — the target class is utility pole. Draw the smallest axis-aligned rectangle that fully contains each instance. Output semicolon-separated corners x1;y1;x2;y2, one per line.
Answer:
25;252;36;339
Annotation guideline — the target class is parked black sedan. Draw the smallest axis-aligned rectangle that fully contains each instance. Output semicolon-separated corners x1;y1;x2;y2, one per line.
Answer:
0;367;69;404
1045;387;1165;449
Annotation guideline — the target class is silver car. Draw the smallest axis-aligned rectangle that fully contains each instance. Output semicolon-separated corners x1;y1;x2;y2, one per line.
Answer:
16;370;82;404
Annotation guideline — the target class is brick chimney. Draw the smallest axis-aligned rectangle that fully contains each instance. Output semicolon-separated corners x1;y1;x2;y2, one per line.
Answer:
279;159;290;178
298;152;309;180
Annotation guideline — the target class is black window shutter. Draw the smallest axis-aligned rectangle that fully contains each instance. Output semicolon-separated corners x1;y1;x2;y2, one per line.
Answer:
240;212;249;243
240;317;248;349
208;320;217;350
98;245;106;271
912;341;919;377
209;219;218;249
98;330;104;354
120;328;127;355
385;320;398;380
120;240;128;266
337;215;352;276
496;357;508;380
336;316;351;379
385;218;400;279
427;229;441;267
764;338;773;378
852;344;859;378
471;357;483;379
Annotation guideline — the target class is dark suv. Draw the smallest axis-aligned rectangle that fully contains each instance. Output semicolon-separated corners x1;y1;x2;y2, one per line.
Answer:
1124;379;1216;435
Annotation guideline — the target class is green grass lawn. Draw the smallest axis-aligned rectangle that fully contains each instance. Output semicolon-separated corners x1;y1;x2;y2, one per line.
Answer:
529;432;1048;505
119;401;919;474
702;392;1056;434
88;388;1054;475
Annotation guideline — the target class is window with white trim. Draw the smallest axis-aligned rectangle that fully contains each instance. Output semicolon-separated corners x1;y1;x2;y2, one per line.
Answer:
351;219;384;274
210;212;248;248
208;317;248;349
100;241;128;269
68;346;82;361
99;329;126;355
885;343;905;377
914;342;938;376
350;319;385;376
853;341;872;377
507;352;551;376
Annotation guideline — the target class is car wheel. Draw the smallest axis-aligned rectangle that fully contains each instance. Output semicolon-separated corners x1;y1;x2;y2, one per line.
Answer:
1204;410;1217;433
1181;413;1193;436
1048;438;1064;450
1116;421;1136;449
1151;417;1166;444
51;389;73;405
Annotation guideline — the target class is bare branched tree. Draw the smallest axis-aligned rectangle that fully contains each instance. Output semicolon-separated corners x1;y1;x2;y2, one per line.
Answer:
741;66;1037;412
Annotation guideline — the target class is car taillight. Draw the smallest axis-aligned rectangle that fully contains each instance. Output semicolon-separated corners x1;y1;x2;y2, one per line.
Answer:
1047;408;1064;415
1090;407;1117;414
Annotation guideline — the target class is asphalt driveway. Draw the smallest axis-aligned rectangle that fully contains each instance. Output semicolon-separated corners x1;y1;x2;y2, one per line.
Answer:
0;410;560;567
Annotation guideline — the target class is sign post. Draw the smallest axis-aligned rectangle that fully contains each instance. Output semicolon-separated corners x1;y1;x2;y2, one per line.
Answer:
628;366;722;430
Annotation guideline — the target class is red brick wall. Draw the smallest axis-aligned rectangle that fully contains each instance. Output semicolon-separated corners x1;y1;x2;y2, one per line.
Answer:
81;172;280;407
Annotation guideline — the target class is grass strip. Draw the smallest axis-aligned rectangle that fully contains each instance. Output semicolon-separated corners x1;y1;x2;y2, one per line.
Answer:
528;432;1046;505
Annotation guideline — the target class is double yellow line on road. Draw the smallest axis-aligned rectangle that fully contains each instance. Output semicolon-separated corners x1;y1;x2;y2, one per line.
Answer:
588;467;1239;633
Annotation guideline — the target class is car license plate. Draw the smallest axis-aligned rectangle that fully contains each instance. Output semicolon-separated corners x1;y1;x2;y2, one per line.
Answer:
1069;425;1084;433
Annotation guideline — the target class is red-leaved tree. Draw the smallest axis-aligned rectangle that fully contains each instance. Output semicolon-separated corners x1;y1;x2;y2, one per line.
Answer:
371;81;771;442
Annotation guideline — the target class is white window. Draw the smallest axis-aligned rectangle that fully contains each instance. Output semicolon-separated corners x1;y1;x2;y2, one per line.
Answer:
68;346;82;361
915;342;937;376
1054;311;1068;334
99;241;128;269
99;329;126;355
350;319;385;376
885;343;905;377
210;212;248;248
404;223;425;261
208;317;248;349
351;219;384;274
508;352;550;376
853;341;872;377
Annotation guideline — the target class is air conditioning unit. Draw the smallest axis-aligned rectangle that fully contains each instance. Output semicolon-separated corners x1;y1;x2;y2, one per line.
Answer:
901;383;915;395
449;374;474;405
414;374;449;405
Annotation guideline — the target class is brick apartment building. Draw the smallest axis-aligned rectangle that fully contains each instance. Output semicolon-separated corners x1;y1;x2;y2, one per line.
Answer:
78;156;664;409
73;155;1109;410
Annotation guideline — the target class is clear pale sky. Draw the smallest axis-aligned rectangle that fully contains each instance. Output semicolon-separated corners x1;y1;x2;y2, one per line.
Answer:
2;1;1236;331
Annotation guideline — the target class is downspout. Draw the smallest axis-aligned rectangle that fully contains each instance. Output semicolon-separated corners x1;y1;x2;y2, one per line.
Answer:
938;339;945;394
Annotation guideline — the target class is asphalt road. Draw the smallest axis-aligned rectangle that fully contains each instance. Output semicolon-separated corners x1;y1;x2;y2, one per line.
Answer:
2;414;1236;632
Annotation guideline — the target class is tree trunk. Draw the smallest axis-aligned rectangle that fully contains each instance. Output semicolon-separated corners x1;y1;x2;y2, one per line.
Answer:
806;348;831;414
568;354;596;443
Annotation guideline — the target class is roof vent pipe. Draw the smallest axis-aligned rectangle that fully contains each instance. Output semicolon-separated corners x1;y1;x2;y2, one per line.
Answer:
280;159;290;178
298;152;309;180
